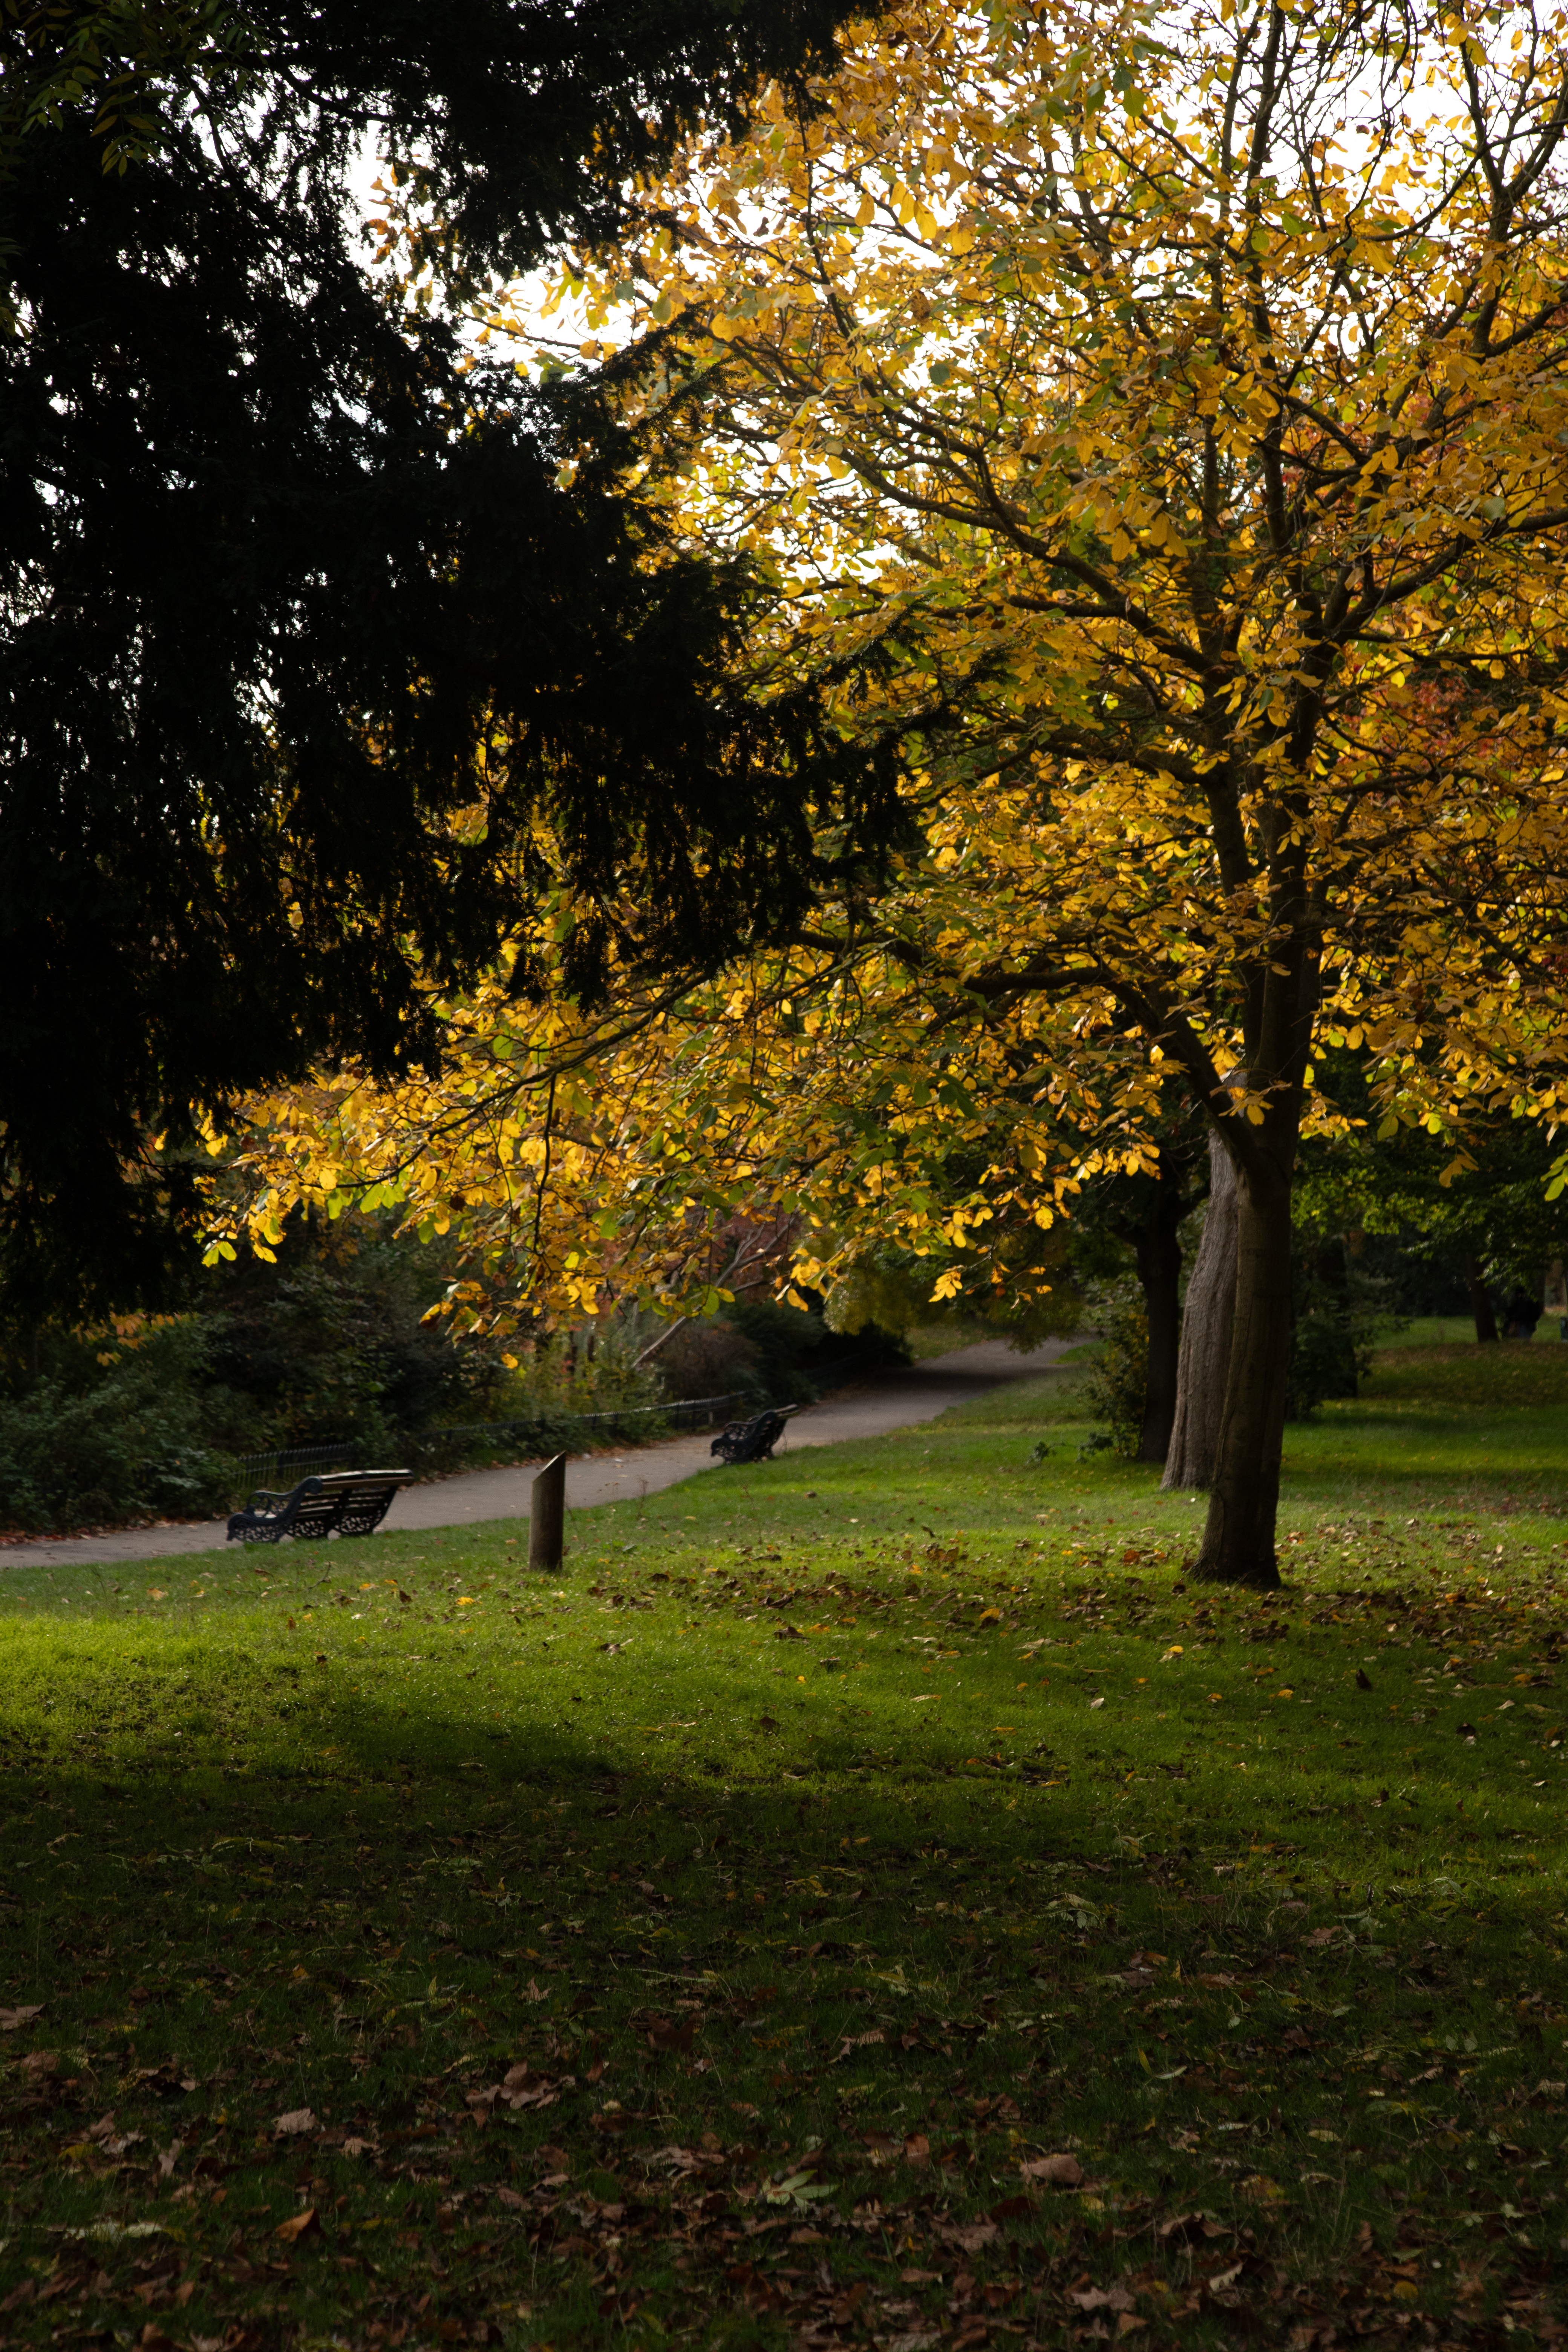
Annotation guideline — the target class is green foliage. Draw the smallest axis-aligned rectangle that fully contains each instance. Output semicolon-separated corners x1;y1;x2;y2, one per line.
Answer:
0;1215;505;1531
0;1321;230;1533
1296;1080;1568;1313
1080;1279;1148;1457
1285;1223;1404;1420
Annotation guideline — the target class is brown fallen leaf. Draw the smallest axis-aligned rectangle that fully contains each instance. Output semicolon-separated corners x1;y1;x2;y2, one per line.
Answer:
0;2004;43;2032
1070;2284;1136;2314
495;2185;526;2210
274;2207;320;2243
902;2133;930;2165
1157;2212;1229;2245
937;2220;998;2252
1021;2152;1084;2188
648;2019;695;2054
273;2107;318;2138
22;2048;58;2078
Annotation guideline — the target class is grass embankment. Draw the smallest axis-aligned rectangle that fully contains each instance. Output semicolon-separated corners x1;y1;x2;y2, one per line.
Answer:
1;1341;1566;2348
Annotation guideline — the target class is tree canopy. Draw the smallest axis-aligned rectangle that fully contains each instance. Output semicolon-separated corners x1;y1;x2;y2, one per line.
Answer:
0;0;882;1316
226;0;1568;1584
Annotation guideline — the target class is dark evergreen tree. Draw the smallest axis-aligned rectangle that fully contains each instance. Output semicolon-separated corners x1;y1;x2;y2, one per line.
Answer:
0;0;889;1315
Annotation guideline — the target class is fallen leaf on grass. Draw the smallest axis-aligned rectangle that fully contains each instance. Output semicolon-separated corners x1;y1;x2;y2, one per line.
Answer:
937;2219;998;2252
833;2029;885;2060
274;2207;320;2243
273;2107;318;2138
0;2005;42;2031
1157;2213;1230;2245
1021;2153;1083;2187
60;2222;166;2245
647;2018;696;2055
1070;2283;1136;2313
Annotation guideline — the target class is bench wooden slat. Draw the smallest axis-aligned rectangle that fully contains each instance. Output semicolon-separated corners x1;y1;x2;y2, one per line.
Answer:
226;1469;415;1545
710;1405;801;1465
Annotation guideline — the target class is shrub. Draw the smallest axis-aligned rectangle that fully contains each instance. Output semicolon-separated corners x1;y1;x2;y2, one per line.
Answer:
0;1322;232;1534
1080;1281;1149;1459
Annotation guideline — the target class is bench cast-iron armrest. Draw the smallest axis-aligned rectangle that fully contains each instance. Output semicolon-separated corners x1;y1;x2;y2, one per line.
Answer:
709;1403;803;1467
226;1470;414;1545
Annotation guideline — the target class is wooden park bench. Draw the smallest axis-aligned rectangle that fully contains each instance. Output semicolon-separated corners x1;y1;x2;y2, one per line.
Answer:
226;1469;414;1545
709;1404;802;1466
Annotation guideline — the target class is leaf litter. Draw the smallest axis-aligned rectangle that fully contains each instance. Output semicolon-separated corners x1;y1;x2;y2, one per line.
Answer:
0;1454;1566;2344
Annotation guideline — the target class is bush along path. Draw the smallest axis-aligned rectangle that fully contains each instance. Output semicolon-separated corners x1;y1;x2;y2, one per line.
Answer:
0;1355;1565;2347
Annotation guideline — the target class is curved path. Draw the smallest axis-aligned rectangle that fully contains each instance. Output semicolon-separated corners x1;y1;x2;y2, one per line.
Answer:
0;1337;1075;1569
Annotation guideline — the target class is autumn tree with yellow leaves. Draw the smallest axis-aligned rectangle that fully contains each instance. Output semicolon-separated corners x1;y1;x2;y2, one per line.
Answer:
234;0;1568;1589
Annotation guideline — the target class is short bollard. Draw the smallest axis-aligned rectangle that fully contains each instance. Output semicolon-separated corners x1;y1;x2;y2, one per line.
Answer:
529;1453;567;1574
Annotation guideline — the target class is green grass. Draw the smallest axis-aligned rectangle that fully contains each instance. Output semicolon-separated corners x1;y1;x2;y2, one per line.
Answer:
2;1351;1566;2349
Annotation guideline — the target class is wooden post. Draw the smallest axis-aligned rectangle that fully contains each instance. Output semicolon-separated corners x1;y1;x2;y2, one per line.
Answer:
529;1453;567;1574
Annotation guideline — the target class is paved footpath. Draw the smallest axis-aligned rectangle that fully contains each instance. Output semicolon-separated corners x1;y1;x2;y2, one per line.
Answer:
0;1337;1074;1570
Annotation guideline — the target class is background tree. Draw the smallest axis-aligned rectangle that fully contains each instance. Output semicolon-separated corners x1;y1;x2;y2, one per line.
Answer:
0;0;884;1318
1294;1095;1568;1343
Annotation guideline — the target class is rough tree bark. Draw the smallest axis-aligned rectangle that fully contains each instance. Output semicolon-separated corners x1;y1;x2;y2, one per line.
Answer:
1194;1145;1293;1590
1134;1188;1187;1464
1161;1130;1236;1491
1465;1256;1499;1343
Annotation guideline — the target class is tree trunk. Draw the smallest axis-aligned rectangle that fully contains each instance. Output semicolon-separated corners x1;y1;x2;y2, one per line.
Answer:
1465;1256;1498;1343
1161;1132;1236;1490
1134;1202;1183;1465
1193;1150;1294;1591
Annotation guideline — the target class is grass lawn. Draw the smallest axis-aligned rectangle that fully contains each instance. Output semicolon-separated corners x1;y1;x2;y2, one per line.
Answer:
1;1340;1566;2349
